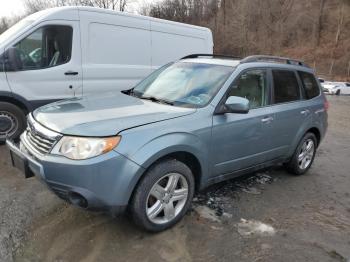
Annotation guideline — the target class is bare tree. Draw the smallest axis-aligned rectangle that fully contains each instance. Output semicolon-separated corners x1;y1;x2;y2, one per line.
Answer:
315;0;326;47
329;0;345;76
0;17;9;34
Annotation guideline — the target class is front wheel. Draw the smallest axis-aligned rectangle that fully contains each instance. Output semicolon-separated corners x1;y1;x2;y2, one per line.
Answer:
0;102;26;143
130;159;195;232
335;89;341;95
286;133;317;175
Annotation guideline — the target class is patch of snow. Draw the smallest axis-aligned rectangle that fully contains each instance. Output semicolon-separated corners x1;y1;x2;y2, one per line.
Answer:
242;187;261;195
237;218;276;237
194;206;221;223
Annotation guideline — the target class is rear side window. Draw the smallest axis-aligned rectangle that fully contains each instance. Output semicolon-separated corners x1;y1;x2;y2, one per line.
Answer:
272;70;300;104
298;71;320;99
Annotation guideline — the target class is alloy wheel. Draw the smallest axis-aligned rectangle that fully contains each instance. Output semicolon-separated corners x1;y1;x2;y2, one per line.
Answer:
146;173;189;224
298;138;315;170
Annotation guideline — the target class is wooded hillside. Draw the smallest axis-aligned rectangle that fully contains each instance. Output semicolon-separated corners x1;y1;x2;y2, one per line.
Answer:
145;0;350;80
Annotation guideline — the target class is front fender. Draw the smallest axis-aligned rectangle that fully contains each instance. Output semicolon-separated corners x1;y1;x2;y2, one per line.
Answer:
119;132;210;187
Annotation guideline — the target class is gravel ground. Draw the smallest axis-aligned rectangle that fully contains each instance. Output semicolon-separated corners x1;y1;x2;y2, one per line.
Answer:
0;95;350;262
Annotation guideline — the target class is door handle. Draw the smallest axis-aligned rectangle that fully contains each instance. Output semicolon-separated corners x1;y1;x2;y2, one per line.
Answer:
65;71;79;76
301;109;310;115
261;116;274;123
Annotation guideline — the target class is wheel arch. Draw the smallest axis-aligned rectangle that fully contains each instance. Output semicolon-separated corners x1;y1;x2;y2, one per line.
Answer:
0;92;31;114
287;126;322;159
127;149;204;211
306;127;321;147
147;151;203;191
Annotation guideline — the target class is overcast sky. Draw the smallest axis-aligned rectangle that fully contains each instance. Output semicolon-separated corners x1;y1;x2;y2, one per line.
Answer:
0;0;26;18
0;0;158;18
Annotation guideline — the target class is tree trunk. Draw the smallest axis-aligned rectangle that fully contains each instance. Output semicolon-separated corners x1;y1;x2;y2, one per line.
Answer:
329;0;344;76
315;0;325;47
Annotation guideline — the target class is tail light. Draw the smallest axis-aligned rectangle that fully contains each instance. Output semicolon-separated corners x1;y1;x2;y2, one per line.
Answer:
324;98;329;112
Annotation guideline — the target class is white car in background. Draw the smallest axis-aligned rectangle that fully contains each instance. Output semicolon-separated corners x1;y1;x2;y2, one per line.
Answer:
322;82;350;95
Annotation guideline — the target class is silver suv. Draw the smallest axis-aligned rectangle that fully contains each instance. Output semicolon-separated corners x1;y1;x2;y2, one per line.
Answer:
7;55;328;232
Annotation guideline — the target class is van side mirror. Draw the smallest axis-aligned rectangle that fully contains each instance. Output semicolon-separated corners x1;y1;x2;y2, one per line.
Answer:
4;47;23;71
216;96;250;114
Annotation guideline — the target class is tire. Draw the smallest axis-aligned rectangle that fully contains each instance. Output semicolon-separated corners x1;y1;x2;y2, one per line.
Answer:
286;133;317;175
130;159;195;232
0;102;26;142
336;89;341;96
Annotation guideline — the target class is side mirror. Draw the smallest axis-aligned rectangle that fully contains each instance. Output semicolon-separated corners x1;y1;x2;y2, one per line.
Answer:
217;96;250;114
4;47;23;71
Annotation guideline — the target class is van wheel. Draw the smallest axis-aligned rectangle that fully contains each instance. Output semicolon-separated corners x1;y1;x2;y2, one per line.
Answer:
336;89;341;95
0;102;26;142
286;133;317;175
130;159;195;232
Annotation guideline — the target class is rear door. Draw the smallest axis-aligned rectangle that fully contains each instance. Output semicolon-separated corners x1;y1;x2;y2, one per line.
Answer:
268;69;311;158
5;20;82;109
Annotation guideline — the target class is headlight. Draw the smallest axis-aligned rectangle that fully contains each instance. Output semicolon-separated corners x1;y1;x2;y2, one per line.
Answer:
52;136;121;160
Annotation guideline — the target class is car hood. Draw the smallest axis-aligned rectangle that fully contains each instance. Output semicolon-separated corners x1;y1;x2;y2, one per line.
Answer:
33;92;196;136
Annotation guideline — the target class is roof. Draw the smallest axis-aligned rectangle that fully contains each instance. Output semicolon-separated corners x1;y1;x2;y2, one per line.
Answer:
180;54;315;73
181;58;240;67
26;6;211;33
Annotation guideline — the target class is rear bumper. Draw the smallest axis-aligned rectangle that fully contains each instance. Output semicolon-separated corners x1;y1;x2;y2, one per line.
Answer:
6;139;145;216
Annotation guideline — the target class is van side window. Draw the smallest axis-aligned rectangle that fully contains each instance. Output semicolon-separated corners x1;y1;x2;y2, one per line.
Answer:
229;69;268;109
298;71;320;99
272;70;300;104
12;25;72;71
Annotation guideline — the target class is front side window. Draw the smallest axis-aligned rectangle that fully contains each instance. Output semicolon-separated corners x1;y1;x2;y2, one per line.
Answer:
272;70;300;104
228;69;268;109
12;25;72;71
133;62;235;108
298;71;320;99
0;53;4;72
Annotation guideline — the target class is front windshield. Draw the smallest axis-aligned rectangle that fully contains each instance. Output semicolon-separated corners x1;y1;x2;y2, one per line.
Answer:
0;19;33;44
133;62;235;108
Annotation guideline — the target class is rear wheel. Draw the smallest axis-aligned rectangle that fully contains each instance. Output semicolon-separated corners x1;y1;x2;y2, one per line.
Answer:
286;133;317;175
130;159;195;232
0;102;26;142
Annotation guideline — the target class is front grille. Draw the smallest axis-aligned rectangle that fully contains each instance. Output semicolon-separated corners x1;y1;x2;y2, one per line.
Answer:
26;128;56;154
24;115;60;155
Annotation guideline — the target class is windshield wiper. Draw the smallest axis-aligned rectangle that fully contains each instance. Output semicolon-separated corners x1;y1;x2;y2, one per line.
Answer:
140;96;174;106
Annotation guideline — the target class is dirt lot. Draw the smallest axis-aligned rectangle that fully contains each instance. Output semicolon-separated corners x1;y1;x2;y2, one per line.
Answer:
0;95;350;262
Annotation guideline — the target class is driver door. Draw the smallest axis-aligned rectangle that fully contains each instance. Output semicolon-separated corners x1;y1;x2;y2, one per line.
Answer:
210;69;275;177
5;20;82;109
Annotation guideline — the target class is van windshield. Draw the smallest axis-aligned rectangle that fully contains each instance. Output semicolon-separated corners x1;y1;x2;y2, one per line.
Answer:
0;19;33;44
132;62;234;108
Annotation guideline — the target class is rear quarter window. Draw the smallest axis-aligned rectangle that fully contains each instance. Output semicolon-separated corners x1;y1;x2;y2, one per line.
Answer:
298;71;320;99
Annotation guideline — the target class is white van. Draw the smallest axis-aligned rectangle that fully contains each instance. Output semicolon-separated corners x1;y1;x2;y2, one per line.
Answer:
0;6;213;141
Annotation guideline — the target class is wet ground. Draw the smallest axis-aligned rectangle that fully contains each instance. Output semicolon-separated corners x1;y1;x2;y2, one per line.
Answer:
1;95;350;262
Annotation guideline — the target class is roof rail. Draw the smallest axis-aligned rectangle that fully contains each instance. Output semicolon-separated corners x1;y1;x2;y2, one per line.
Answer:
240;55;309;67
181;54;241;60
